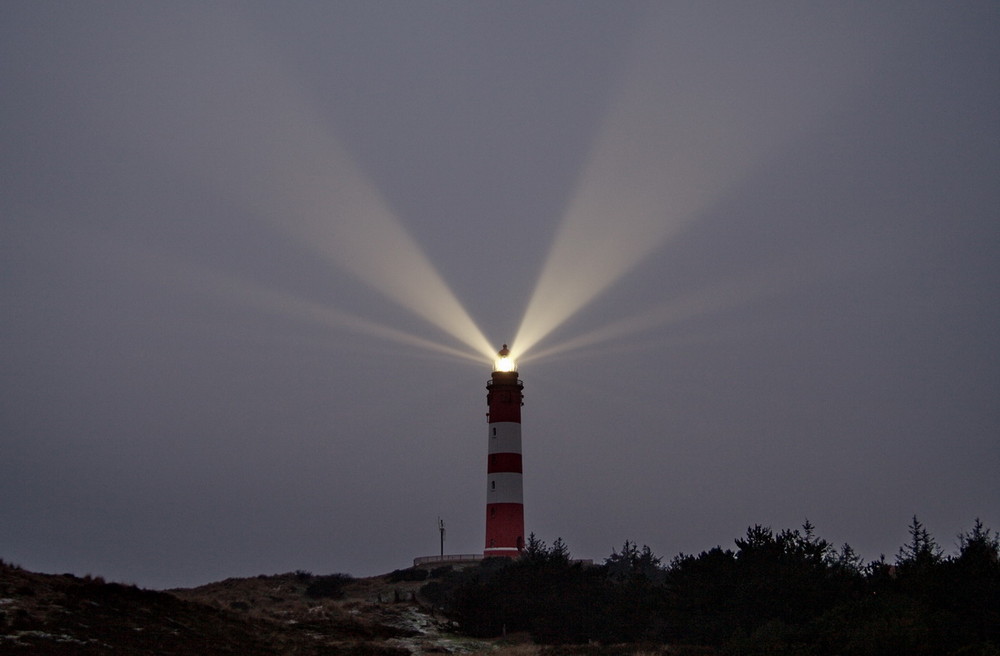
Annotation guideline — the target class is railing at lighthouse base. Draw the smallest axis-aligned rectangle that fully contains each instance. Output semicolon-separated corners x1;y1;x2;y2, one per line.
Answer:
412;553;486;568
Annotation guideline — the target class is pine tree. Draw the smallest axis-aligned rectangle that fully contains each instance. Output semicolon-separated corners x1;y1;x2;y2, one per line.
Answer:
897;515;942;567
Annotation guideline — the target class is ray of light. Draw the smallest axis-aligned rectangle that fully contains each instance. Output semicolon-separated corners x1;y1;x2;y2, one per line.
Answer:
83;3;495;362
512;3;882;360
282;162;496;362
520;266;789;366
229;280;485;366
161;257;487;366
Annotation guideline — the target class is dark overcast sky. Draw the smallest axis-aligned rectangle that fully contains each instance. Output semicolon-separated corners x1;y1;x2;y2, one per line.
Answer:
2;1;998;590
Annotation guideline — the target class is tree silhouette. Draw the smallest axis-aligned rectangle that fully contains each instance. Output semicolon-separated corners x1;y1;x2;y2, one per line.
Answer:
605;540;664;583
424;519;999;652
897;515;943;568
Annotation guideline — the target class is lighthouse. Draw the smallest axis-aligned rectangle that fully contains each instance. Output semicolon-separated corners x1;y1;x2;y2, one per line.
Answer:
484;344;525;557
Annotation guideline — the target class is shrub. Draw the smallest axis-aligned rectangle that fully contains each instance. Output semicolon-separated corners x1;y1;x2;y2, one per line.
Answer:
430;565;453;578
305;573;353;599
388;568;429;582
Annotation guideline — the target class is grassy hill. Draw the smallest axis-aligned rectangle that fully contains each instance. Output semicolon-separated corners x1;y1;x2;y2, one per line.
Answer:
0;559;690;655
0;559;488;655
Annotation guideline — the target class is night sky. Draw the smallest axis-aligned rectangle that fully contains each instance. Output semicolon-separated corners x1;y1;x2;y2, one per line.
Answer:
3;1;998;590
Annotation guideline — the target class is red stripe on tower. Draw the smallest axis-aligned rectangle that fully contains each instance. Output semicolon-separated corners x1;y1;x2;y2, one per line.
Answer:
485;344;525;558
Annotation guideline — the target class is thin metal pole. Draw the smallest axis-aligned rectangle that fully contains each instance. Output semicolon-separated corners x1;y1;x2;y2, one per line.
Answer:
438;518;445;557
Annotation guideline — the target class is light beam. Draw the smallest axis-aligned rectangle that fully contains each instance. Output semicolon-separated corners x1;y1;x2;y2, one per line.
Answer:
513;3;882;359
521;265;793;365
81;3;495;362
164;258;487;365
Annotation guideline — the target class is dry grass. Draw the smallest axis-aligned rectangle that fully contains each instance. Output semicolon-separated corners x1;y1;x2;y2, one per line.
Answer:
466;646;541;656
1;562;717;656
464;645;696;656
464;646;716;656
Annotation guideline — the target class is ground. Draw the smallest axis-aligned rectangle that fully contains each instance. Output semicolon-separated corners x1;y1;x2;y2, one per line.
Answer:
0;560;696;655
0;560;491;655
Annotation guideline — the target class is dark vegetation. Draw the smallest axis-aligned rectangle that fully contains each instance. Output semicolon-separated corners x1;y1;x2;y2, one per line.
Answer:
388;565;453;583
0;566;286;655
0;563;412;655
303;572;353;599
422;517;1000;655
2;516;995;655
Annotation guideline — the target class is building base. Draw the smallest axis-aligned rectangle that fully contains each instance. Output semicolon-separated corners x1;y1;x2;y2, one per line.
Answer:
412;554;484;568
483;547;521;558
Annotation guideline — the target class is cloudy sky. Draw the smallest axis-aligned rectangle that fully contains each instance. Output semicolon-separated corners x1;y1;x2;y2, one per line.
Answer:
2;1;997;589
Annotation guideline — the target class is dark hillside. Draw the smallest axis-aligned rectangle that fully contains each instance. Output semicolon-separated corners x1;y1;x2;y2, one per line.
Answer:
0;561;424;655
3;517;996;656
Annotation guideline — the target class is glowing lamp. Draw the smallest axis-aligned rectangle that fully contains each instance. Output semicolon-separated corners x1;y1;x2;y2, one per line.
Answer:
494;344;516;372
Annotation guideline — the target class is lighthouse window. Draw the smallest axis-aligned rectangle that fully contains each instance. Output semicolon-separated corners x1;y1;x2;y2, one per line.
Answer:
491;480;495;490
492;427;496;437
491;507;496;517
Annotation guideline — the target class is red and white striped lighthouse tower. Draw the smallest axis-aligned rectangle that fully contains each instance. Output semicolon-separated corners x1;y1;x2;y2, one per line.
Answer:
484;344;525;557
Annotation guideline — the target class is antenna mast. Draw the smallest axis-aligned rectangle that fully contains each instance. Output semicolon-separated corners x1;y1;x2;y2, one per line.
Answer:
438;517;446;557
